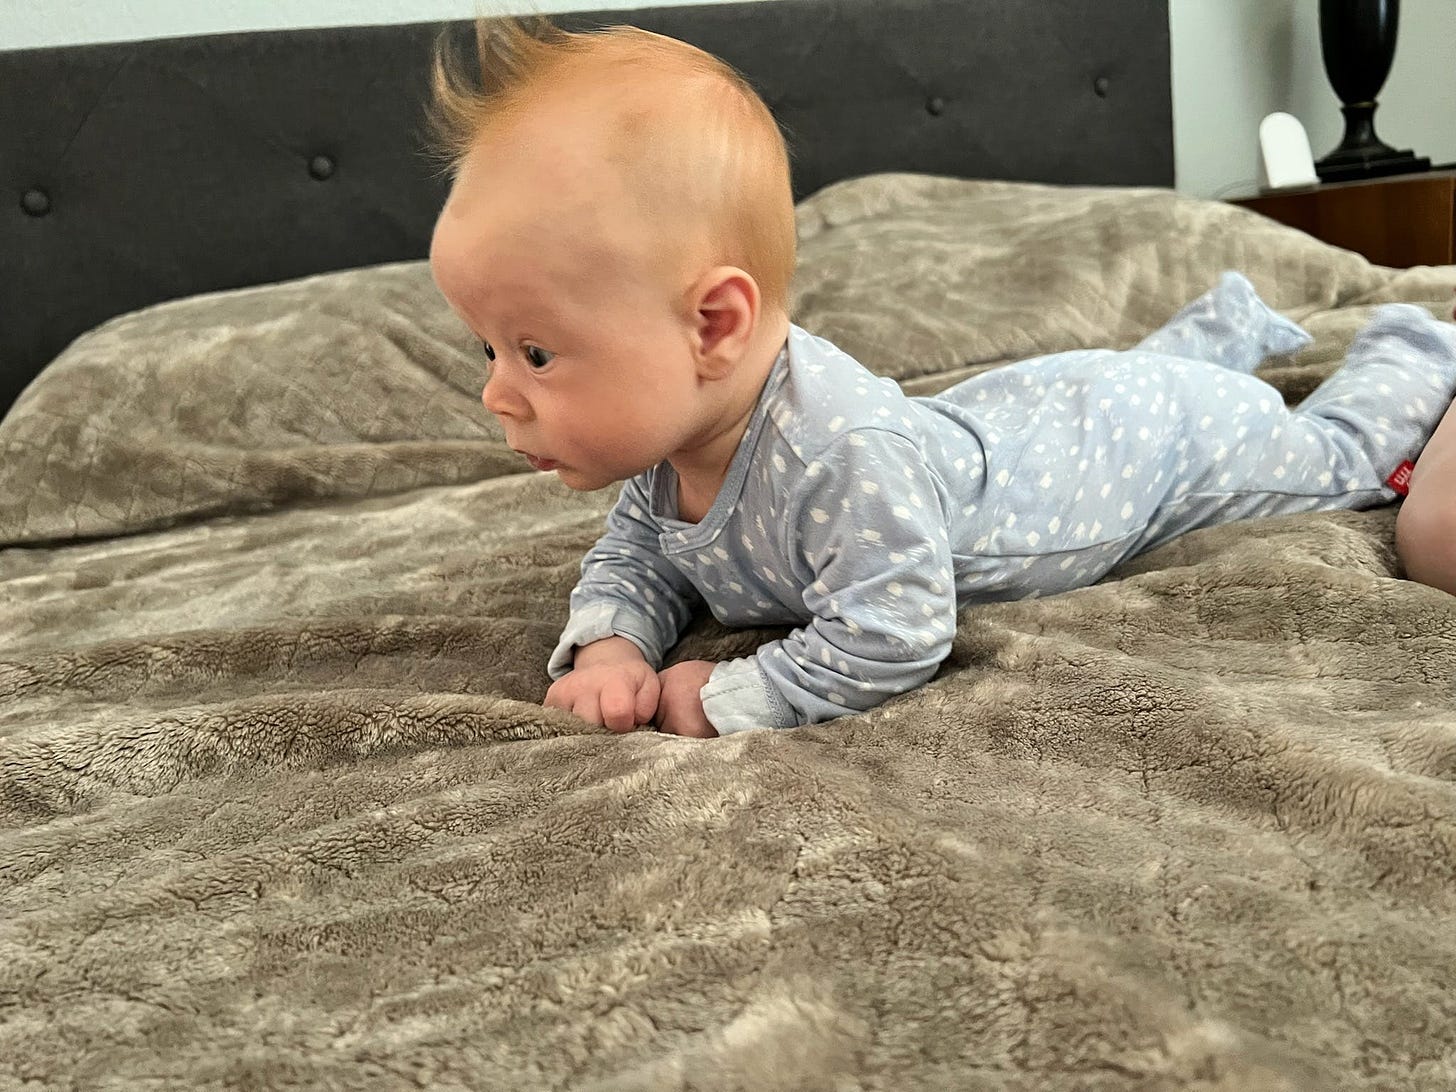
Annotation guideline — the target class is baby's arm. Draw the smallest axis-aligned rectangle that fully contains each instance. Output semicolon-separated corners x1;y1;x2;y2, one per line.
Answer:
547;476;702;729
702;430;958;733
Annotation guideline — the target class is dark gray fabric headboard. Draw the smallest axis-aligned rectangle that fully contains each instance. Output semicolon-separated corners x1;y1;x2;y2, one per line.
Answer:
0;0;1173;417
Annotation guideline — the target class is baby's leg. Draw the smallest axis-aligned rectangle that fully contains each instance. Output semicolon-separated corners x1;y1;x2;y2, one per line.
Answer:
1292;304;1456;493
1297;306;1456;594
1141;304;1456;551
1134;271;1311;374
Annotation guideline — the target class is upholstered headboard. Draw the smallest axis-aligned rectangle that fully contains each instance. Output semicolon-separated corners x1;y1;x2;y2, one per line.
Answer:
0;0;1172;416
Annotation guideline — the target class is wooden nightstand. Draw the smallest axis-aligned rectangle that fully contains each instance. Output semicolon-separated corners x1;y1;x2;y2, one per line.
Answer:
1232;169;1456;268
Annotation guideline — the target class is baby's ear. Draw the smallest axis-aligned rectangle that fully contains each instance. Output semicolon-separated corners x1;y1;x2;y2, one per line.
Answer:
691;266;760;377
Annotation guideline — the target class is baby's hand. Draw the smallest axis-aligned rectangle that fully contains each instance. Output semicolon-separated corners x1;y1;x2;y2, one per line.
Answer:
653;660;719;738
545;638;660;732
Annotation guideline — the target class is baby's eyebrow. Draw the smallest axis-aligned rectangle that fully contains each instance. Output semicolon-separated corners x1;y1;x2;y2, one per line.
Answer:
472;287;554;328
503;295;572;335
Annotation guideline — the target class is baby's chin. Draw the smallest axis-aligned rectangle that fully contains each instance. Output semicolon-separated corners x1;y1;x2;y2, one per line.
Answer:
553;465;622;492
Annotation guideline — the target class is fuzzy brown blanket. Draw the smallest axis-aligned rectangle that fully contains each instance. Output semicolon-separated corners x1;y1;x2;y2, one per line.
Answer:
2;176;1455;1090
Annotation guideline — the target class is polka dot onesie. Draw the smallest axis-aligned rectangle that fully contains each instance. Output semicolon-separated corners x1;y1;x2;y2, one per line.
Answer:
547;272;1456;733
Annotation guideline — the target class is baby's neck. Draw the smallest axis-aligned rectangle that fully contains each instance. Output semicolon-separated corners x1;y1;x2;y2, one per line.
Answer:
671;311;790;522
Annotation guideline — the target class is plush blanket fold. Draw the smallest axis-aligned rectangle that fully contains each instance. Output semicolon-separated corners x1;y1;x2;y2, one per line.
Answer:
2;175;1454;1090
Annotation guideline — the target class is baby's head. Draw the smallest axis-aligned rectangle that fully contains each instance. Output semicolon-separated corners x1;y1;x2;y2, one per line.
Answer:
426;16;795;491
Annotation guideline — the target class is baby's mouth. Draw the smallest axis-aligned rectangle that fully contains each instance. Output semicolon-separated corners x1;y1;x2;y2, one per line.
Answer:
520;452;559;472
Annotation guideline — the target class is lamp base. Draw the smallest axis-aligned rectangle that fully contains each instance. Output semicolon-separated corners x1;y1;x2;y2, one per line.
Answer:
1316;147;1431;183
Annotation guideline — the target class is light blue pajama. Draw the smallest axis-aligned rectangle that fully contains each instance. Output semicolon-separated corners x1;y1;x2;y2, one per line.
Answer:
548;272;1456;733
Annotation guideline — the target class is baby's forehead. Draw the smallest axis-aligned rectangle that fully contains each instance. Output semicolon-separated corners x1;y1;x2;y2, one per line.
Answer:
443;180;643;269
434;186;665;317
452;115;643;227
436;92;714;294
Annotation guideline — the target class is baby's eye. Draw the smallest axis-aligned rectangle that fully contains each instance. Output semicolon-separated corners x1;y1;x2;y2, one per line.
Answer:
481;340;496;362
524;345;556;369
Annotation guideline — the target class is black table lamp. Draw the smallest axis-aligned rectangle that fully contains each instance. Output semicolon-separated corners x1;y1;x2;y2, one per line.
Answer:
1315;0;1430;182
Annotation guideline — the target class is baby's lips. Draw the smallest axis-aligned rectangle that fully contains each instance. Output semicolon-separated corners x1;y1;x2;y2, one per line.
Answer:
522;452;559;472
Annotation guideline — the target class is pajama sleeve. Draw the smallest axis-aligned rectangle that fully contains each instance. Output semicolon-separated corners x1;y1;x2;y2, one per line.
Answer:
547;475;703;678
700;429;959;733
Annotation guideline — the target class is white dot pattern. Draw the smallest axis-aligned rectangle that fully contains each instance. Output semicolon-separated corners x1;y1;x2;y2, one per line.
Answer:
551;273;1456;733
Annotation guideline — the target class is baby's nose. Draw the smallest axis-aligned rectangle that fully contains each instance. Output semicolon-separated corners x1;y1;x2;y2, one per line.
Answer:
481;370;524;420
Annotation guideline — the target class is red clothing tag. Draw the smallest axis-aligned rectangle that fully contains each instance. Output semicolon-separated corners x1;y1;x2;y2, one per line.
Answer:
1386;460;1415;496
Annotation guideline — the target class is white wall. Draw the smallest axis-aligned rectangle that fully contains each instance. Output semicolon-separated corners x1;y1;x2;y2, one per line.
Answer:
1170;0;1456;199
7;0;1454;199
0;0;758;49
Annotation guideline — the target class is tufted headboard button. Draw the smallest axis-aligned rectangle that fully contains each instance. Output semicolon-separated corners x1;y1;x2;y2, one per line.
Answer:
1094;75;1111;97
926;96;946;116
21;188;51;216
308;154;336;180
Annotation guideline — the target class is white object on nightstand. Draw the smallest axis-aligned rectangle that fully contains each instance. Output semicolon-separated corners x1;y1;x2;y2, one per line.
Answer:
1259;112;1318;190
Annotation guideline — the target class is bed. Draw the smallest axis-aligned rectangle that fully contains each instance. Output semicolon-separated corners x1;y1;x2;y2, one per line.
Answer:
2;0;1455;1087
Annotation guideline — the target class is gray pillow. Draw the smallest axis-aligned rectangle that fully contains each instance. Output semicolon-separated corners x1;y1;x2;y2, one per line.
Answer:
0;262;513;545
2;173;1442;547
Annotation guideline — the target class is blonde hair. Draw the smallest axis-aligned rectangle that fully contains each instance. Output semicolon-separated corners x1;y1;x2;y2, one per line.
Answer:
425;15;797;314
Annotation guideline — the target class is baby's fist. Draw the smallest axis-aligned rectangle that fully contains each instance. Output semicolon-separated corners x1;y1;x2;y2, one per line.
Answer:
544;659;660;733
653;660;718;738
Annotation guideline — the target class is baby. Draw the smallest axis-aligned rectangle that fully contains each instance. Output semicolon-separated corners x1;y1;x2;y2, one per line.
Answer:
426;17;1456;738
